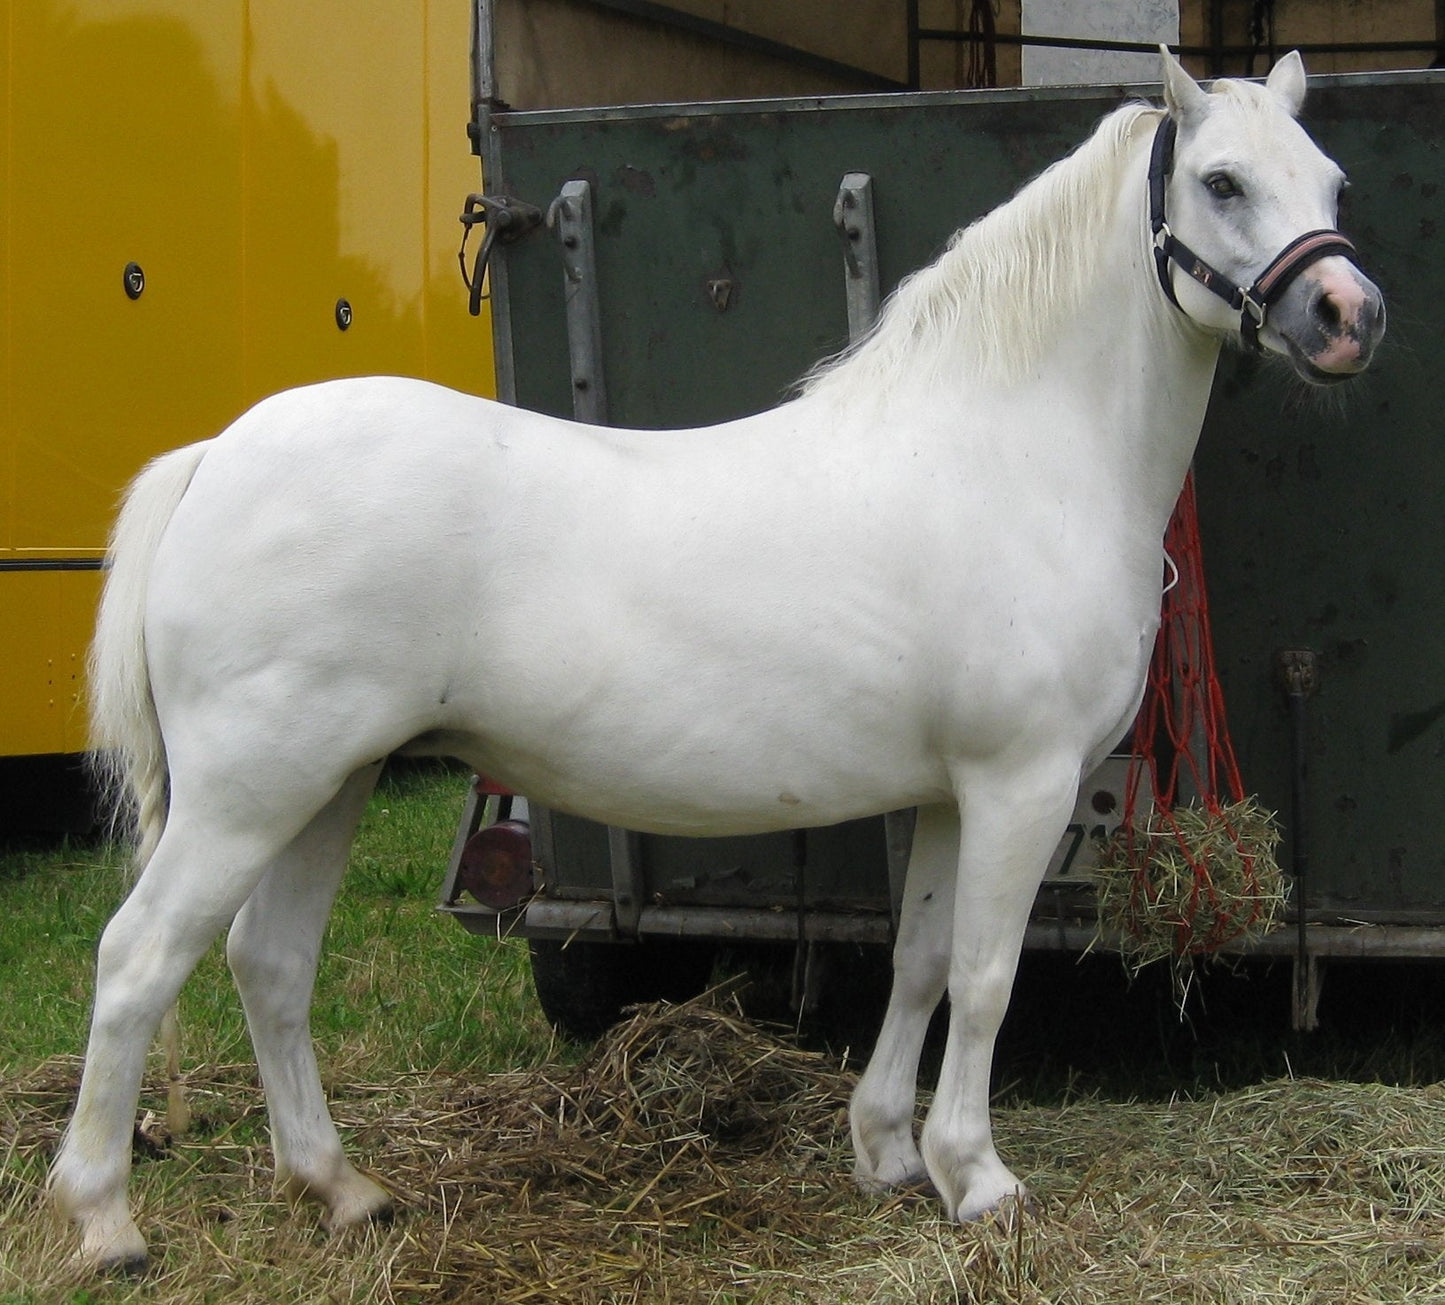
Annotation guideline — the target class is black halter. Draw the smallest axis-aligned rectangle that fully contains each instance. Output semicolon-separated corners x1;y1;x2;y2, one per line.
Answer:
1147;116;1358;353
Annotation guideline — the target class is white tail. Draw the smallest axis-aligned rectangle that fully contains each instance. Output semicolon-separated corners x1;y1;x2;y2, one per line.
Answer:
88;440;211;870
88;442;211;1141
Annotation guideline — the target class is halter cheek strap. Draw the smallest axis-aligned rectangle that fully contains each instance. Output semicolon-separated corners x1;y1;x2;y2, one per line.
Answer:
1148;116;1358;353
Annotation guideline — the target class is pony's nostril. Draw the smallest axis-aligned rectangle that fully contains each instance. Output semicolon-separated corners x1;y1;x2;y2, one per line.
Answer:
1314;291;1343;334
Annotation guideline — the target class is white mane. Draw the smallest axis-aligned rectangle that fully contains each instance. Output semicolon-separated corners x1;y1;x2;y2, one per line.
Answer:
803;101;1161;398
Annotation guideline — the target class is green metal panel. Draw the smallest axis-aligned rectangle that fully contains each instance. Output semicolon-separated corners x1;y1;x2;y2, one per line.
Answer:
494;85;1115;425
1194;78;1445;921
490;72;1445;926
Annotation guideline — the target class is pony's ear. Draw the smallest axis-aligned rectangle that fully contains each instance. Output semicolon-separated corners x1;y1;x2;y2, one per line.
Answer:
1159;46;1207;122
1265;50;1307;116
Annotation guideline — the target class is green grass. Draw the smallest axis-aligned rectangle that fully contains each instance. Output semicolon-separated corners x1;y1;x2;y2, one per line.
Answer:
1;762;561;1303
0;762;553;1086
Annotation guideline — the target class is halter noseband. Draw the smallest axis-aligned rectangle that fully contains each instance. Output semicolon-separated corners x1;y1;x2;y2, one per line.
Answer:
1148;116;1358;352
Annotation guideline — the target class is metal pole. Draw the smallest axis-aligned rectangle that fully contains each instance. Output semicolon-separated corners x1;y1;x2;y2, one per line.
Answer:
1278;649;1320;1032
830;171;912;932
469;0;520;404
470;0;494;117
906;0;921;89
1210;0;1226;75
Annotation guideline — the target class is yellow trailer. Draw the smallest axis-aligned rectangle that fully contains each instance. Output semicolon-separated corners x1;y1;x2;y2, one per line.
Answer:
1;0;493;818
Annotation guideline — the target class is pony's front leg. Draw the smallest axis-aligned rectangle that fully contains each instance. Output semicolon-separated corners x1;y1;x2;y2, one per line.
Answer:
921;760;1078;1222
851;803;958;1192
226;764;391;1232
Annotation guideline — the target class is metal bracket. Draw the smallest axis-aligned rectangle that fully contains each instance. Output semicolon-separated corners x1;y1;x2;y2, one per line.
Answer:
458;192;543;316
835;172;909;935
1277;647;1320;1032
1292;951;1323;1033
608;826;646;938
1277;648;1320;700
440;781;489;907
884;807;916;933
834;173;881;341
549;177;630;906
547;179;609;424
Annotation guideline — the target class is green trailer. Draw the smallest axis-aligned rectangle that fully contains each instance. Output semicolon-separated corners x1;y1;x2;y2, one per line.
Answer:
438;48;1445;1032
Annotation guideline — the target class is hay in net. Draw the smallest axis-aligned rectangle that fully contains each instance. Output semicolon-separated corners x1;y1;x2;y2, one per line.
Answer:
1092;797;1288;968
1099;474;1289;969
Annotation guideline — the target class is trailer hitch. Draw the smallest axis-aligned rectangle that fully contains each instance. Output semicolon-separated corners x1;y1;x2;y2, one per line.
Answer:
458;193;543;316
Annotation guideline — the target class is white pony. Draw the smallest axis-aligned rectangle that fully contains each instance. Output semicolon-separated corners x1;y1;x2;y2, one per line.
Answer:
53;51;1382;1270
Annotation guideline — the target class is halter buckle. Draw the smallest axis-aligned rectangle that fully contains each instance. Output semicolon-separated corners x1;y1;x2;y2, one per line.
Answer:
1239;291;1267;330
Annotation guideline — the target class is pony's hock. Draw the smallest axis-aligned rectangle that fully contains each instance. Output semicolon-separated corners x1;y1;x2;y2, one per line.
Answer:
56;52;1391;1270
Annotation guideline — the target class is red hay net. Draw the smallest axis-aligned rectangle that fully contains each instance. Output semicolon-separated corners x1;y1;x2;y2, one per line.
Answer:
1112;471;1278;958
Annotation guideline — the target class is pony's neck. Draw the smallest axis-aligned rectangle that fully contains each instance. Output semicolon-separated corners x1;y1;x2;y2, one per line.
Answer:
958;110;1224;536
1078;136;1224;534
801;100;1224;542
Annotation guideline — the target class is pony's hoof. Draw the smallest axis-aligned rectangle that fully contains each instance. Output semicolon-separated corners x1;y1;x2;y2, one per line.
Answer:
855;1166;939;1200
319;1172;394;1234
953;1184;1031;1227
105;1249;151;1278
74;1238;149;1278
364;1199;397;1228
66;1214;150;1278
281;1160;392;1234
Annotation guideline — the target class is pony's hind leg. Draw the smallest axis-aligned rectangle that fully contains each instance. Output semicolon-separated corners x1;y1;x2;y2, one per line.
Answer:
224;762;391;1231
851;803;958;1193
49;791;328;1271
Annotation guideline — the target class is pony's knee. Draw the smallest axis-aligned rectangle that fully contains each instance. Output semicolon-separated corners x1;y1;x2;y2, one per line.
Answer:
889;944;949;1011
947;943;1021;1025
93;903;151;984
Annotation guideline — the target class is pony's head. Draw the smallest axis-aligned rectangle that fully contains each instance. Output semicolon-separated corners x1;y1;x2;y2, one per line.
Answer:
1155;49;1385;383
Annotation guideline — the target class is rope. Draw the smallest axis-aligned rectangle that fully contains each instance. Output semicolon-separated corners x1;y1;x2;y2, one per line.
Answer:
1113;471;1275;957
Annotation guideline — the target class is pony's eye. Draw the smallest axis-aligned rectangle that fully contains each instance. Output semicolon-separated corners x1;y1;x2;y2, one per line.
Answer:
1205;172;1241;199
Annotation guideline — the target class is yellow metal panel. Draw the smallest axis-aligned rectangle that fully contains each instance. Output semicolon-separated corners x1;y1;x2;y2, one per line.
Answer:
0;570;100;756
2;0;12;555
2;0;494;759
238;0;492;398
8;2;247;555
246;2;417;389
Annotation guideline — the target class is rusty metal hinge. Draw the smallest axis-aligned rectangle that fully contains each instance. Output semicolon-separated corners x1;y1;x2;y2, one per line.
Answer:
458;193;543;316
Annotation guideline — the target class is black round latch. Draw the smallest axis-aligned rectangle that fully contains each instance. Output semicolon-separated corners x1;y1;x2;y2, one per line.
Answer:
334;298;353;330
123;262;145;300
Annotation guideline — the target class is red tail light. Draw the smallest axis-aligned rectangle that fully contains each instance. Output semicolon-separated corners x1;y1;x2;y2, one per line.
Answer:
456;819;534;910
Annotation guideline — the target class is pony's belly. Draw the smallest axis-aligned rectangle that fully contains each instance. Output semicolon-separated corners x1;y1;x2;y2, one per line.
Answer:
430;696;951;837
538;765;936;837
